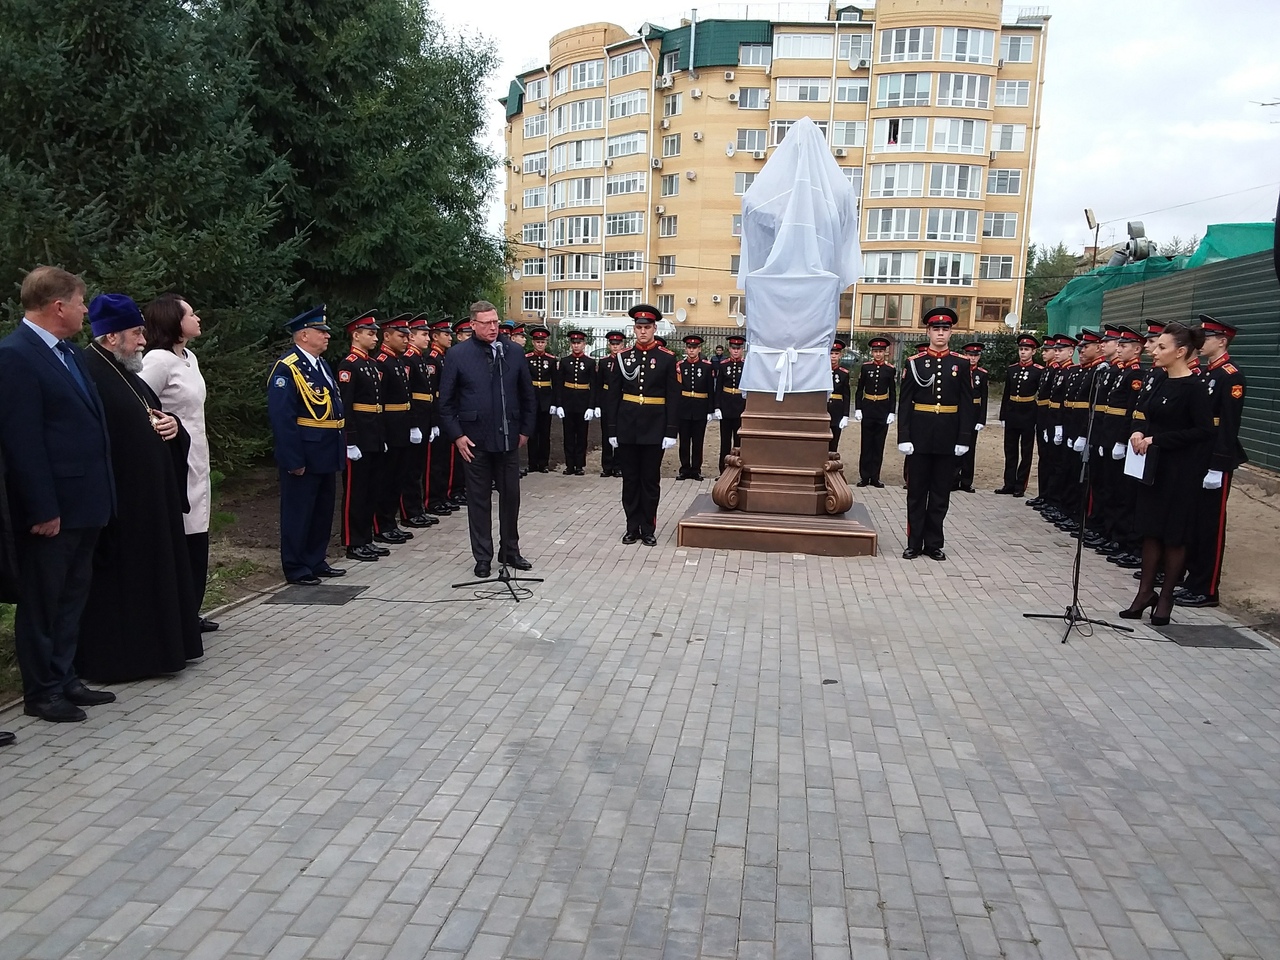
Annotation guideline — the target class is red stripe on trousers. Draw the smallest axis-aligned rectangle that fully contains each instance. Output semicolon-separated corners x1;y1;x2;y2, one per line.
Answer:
1209;472;1231;595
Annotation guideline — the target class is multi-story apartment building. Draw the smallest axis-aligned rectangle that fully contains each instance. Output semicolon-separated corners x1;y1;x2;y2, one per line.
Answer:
501;1;1049;334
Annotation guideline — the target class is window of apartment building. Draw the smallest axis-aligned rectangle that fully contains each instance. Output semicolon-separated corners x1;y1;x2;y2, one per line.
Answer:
775;77;830;102
842;167;864;197
737;128;768;152
551;288;601;318
738;87;769;109
771;119;827;146
550;139;603;173
606;131;646;158
609;49;649;79
522;186;546;208
979;255;1015;279
657;255;676;276
869;163;925;198
728;295;746;318
658;215;678;237
550;215;601;246
940;27;994;64
553;67;568;96
928;164;982;199
551;99;604;135
859;293;915;327
662;51;680;74
609;90;648;120
660;173;680;197
879;27;935;63
976;296;1012;324
932;118;987;154
663;93;682;117
926;208;979;242
875;73;930;108
523;113;546;138
657;294;675;314
550;177;603;210
992;123;1027;151
551;254;601;281
922;251;975;285
523;290;545;312
604;289;641;312
522;151;547;175
936;73;990;109
863;251;918;283
730;255;741;274
983;212;1018;238
525;77;547;101
865;208;921;242
521;257;545;276
739;44;772;67
835;79;869;103
838;33;873;63
570;60;605;90
872;117;928;152
606;171;646;196
734;172;757;195
605;251;642;272
986;168;1021;195
732;214;743;237
1000;35;1034;63
662;133;681;157
922;295;972;326
605;211;644;236
995;80;1030;107
831;121;867;147
773;33;833;59
521;222;545;244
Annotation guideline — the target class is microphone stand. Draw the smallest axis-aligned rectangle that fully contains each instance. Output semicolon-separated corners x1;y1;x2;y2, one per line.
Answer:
1022;363;1133;643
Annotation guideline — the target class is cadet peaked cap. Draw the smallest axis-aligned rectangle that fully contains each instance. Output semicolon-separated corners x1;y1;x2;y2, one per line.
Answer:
1078;329;1102;343
605;330;626;342
831;338;847;351
428;317;453;332
88;293;144;337
381;313;411;331
407;313;431;330
962;342;985;353
452;317;472;333
923;306;958;328
682;334;704;346
727;335;746;346
565;329;587;340
529;326;550;339
1016;334;1040;348
1199;314;1237;338
345;309;380;333
1144;319;1165;337
628;303;662;323
285;304;329;334
868;336;891;349
1112;324;1143;343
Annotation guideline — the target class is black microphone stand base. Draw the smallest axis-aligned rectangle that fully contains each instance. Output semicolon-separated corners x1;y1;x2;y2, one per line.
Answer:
1024;608;1134;644
452;564;544;602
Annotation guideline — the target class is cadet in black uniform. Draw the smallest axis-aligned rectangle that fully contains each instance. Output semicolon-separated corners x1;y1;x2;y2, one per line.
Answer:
676;334;715;480
399;315;439;529
596;331;625;476
1098;325;1146;566
827;340;851;453
554;330;595;475
996;335;1042;496
1057;330;1105;534
954;342;988;493
336;311;388;561
425;318;457;515
1028;335;1064;511
606;304;678;545
896;307;974;560
713;335;747;473
1176;316;1248;608
853;336;896;487
446;317;471;504
1042;334;1078;525
372;315;413;544
526;327;556;472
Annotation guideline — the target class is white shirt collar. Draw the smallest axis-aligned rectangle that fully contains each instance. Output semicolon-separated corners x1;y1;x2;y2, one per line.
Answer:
22;317;62;351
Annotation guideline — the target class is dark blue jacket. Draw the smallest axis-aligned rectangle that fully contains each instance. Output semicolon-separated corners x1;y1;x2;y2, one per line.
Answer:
0;322;115;530
438;335;536;453
267;345;345;473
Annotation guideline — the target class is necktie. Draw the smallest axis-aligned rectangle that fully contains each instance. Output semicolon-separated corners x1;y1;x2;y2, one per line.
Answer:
56;342;91;398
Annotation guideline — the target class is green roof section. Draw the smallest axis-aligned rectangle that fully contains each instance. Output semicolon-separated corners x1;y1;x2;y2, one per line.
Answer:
659;20;772;72
504;78;525;120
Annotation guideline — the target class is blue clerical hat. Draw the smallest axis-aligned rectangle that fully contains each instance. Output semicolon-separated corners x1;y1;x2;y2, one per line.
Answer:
285;305;329;334
88;294;144;337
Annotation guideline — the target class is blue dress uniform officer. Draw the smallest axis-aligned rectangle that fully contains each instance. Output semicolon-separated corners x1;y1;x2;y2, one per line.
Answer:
896;307;974;561
954;342;988;493
596;331;626;476
607;304;679;546
713;335;747;473
827;340;852;452
267;306;347;585
336;310;388;562
853;336;897;487
675;334;715;480
995;335;1042;496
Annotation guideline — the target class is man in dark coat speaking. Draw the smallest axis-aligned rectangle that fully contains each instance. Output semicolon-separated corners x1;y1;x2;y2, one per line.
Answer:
437;300;536;577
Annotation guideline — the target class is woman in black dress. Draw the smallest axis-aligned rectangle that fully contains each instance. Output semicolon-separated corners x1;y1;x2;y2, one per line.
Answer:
1122;321;1214;625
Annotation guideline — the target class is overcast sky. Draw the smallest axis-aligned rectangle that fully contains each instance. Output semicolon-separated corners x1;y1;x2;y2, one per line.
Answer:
434;0;1280;255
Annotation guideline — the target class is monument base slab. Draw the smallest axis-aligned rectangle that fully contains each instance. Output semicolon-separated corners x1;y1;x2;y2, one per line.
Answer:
677;494;878;557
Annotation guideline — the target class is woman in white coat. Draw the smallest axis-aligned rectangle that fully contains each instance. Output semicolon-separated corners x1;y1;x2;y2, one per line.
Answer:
141;294;216;632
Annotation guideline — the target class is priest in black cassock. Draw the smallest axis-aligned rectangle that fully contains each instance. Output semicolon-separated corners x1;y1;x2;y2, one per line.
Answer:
76;294;202;682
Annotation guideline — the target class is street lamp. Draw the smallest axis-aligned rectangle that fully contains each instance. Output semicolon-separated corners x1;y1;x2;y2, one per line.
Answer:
1084;208;1099;267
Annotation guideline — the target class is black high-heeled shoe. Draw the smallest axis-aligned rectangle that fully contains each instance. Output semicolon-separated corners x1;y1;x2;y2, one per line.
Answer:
1150;600;1172;627
1119;592;1157;619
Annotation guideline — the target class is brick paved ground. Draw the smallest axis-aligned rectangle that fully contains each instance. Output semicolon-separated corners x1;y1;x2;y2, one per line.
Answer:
2;439;1279;960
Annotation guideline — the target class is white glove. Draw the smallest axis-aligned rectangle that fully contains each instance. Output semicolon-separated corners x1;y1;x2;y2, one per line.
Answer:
346;445;363;461
1097;446;1104;457
1043;429;1049;443
1071;436;1086;453
555;407;564;419
1203;470;1223;490
409;427;423;444
974;423;984;433
548;402;556;413
838;416;849;429
383;443;389;452
713;409;723;421
955;445;969;456
853;409;863;423
430;426;440;442
886;413;895;426
661;437;677;450
1111;443;1125;460
584;409;594;421
706;413;715;423
1053;426;1064;445
898;442;914;455
593;407;601;418
998;421;1005;428
609;436;618;449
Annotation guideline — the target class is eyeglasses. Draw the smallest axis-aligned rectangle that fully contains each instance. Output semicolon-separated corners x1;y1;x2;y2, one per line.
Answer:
471;318;499;327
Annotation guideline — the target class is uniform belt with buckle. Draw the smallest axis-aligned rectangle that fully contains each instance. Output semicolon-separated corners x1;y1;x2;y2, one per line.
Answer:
913;403;958;414
532;380;552;388
624;395;665;405
681;391;708;398
563;383;591;390
383;403;410;412
296;417;345;428
722;387;741;394
411;393;434;402
352;403;382;413
863;392;889;401
1011;396;1035;402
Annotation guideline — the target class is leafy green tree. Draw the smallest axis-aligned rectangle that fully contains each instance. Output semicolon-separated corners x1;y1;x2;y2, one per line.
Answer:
1022;242;1078;334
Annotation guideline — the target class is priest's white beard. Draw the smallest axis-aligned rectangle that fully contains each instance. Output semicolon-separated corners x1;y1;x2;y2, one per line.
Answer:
112;347;144;374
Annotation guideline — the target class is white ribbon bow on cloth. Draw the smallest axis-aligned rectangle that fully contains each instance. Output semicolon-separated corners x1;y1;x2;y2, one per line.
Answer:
753;345;828;401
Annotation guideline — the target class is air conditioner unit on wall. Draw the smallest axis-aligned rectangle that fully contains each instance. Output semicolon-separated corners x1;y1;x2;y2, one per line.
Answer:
651;158;664;169
997;58;1005;69
990;150;998;161
661;118;670;130
604;158;614;167
692;131;703;141
752;150;766;160
686;170;697;180
686;297;697;305
510;202;518;210
724;70;735;81
690;88;702;99
652;276;664;286
834;148;847;157
857;59;869;69
711;295;721;303
727;93;740;103
539;99;547;108
658;75;674;89
655;204;665;215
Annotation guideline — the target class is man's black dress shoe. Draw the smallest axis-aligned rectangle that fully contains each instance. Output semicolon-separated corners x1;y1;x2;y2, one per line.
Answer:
402;515;431;528
428;503;453;516
520;468;528;477
24;697;86;723
199;617;220;632
499;554;533;571
1025;497;1044;507
1175;592;1218;608
287;575;322;586
563;466;576;475
613;468;624;477
474;561;491;578
374;531;406;544
1056;520;1080;532
368;544;391;556
926;549;947;561
346;546;379;561
622;532;639;544
0;731;14;747
994;486;1014;495
316;565;347;578
600;470;613;477
641;534;658;547
870;480;884;488
958;486;976;494
691;474;705;482
856;479;870;487
65;680;116;706
902;547;921;559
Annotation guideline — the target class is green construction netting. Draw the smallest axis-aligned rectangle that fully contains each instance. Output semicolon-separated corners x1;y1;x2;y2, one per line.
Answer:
1185;222;1274;268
